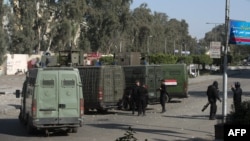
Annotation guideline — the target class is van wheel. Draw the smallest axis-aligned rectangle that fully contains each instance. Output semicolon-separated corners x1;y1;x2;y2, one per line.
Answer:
97;109;108;114
27;120;35;135
84;108;89;114
67;128;78;133
72;128;78;133
18;112;24;124
45;129;50;137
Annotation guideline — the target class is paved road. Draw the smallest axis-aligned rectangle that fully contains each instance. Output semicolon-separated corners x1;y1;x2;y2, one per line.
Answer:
0;69;248;141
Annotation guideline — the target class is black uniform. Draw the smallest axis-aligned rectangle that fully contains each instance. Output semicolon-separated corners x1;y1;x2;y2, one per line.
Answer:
160;83;167;113
137;85;148;116
231;82;242;113
206;81;221;120
130;84;140;115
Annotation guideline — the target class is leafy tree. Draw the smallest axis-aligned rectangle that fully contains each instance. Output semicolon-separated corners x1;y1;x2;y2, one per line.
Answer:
203;24;250;64
149;53;177;64
8;0;37;54
85;0;132;53
177;56;193;65
0;28;7;65
5;0;202;58
99;56;114;65
132;3;153;54
199;55;213;70
0;1;7;65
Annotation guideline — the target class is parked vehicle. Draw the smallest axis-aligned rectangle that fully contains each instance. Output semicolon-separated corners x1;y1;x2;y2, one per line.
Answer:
122;64;188;110
16;67;84;135
160;64;189;100
77;65;125;113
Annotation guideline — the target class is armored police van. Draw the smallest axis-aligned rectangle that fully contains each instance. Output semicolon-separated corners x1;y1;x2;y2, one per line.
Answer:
77;65;125;113
122;64;188;109
16;67;84;135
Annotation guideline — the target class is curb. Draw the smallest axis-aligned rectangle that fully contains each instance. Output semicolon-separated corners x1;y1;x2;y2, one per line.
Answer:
188;70;240;85
0;91;15;95
0;105;19;115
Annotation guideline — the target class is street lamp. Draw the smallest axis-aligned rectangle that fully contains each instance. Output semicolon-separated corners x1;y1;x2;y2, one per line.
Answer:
206;22;223;41
147;35;153;54
222;0;230;123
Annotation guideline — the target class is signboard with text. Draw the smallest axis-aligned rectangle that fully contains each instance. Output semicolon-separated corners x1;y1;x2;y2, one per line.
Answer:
209;41;221;58
229;20;250;45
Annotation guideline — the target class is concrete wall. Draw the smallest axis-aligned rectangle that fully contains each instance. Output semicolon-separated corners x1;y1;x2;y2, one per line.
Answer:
1;54;42;75
6;54;28;75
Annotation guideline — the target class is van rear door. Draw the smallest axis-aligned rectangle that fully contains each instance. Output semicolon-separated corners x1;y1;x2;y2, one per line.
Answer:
147;66;162;102
102;66;124;104
37;71;59;124
58;70;80;124
103;67;115;103
37;70;80;124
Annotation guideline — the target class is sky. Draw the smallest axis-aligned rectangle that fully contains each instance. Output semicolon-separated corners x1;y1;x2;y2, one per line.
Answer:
130;0;250;39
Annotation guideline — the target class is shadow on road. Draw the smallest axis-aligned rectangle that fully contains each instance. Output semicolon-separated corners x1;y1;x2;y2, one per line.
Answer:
0;118;75;137
0;118;28;137
87;122;214;141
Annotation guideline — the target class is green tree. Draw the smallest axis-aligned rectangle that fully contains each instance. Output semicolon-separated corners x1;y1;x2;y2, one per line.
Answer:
45;0;87;51
149;53;177;64
8;1;37;54
199;55;213;70
85;0;132;53
0;1;7;65
5;0;202;58
177;56;193;65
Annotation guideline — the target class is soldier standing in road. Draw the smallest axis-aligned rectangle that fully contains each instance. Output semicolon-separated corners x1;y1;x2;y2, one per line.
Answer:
206;81;222;120
137;84;148;116
231;81;242;113
159;79;168;113
130;80;140;115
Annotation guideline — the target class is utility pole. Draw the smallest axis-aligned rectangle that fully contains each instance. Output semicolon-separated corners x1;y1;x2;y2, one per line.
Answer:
147;35;152;54
222;0;230;123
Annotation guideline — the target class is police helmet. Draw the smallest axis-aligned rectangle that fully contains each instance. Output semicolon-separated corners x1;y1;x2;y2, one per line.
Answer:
235;82;240;87
213;81;218;88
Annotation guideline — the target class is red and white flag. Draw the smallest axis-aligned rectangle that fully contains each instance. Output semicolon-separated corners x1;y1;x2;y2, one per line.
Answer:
163;79;177;86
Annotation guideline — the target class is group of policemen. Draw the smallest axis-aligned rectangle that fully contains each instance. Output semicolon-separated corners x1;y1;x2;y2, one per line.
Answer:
130;79;168;116
206;80;242;120
129;79;243;120
130;80;148;116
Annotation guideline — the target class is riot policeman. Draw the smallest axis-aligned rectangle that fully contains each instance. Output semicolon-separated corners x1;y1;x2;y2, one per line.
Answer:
159;79;168;113
130;80;140;115
231;81;242;113
137;84;148;116
206;81;221;120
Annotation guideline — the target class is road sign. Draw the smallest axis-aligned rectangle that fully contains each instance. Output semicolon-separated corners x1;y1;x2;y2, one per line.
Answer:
209;41;221;58
229;20;250;45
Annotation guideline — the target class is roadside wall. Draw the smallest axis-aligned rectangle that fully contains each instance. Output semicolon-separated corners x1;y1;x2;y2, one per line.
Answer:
1;54;42;75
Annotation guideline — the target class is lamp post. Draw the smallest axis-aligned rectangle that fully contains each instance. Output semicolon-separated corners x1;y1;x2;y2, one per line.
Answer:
206;22;224;72
147;35;153;54
205;22;223;41
222;0;230;123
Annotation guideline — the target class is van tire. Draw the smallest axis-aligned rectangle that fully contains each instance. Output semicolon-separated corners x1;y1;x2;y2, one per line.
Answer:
72;128;78;133
67;127;78;133
27;120;35;135
97;109;108;114
18;112;24;124
84;108;89;114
